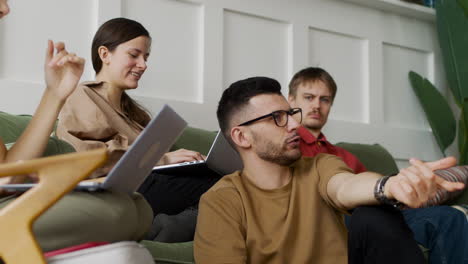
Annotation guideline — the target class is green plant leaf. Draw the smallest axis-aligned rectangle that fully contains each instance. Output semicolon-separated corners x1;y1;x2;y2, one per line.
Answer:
459;99;468;164
436;0;468;106
458;0;468;17
457;117;466;163
409;71;456;155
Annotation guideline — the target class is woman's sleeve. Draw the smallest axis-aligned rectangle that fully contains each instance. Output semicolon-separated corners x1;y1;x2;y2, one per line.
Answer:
56;86;129;174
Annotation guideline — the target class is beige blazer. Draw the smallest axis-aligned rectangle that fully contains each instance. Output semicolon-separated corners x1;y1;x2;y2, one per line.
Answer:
56;81;145;175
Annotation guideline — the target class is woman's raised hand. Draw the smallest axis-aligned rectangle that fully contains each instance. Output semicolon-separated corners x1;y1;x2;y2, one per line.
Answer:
44;40;85;103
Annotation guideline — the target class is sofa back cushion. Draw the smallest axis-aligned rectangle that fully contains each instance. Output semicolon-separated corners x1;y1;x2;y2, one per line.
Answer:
0;111;75;156
335;142;399;176
170;127;217;156
0;112;31;143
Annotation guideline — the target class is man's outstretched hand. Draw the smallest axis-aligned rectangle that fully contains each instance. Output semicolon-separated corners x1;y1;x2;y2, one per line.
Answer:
385;157;465;208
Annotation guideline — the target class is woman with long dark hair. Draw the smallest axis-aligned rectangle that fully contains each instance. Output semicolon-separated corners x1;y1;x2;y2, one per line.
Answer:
57;18;220;241
0;1;152;251
58;18;206;172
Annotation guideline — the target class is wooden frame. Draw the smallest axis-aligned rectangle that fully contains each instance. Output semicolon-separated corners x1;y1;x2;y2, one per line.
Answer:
0;149;107;264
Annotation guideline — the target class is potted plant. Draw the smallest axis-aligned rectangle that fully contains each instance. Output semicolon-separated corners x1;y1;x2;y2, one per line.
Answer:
409;0;468;164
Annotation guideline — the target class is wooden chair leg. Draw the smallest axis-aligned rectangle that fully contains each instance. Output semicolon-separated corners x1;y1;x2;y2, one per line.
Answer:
0;149;107;264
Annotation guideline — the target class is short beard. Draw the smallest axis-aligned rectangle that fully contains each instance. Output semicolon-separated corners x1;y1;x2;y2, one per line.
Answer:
252;131;301;166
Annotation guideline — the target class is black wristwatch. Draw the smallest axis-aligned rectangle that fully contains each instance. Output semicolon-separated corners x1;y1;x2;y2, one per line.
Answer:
374;175;402;209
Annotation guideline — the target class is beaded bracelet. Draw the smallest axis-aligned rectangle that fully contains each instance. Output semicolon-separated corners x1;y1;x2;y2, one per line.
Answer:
374;175;403;209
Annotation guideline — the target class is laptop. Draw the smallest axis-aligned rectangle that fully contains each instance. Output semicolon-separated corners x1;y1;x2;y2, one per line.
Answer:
152;131;243;177
0;105;187;194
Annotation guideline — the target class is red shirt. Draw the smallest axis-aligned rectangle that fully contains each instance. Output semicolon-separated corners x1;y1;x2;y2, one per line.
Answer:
298;126;367;174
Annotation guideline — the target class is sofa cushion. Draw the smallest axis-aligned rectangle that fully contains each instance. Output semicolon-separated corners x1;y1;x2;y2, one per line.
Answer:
0;112;31;143
141;240;194;264
0;111;75;156
335;142;399;176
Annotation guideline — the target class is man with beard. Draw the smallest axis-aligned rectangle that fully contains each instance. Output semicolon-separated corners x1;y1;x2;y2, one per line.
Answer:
194;76;465;264
287;67;468;264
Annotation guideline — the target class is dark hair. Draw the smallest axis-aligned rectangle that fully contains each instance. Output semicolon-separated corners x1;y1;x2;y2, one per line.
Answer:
217;77;282;146
92;17;151;127
92;17;150;73
288;67;337;101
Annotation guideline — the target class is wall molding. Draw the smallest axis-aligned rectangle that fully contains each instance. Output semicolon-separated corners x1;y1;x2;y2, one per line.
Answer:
340;0;435;22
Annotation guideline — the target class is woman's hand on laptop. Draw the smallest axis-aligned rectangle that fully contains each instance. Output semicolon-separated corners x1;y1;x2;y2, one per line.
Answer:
0;177;13;196
157;149;206;166
0;173;36;196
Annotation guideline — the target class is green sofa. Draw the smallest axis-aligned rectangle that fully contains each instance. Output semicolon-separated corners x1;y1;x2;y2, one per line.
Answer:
0;112;75;156
1;112;467;263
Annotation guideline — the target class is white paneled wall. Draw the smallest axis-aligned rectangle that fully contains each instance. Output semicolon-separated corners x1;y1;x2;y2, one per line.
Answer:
308;28;369;123
223;10;291;94
0;0;96;83
0;0;448;165
382;43;432;130
124;0;204;103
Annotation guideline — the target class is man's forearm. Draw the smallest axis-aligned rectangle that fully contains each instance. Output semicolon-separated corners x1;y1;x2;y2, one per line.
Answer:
329;172;383;210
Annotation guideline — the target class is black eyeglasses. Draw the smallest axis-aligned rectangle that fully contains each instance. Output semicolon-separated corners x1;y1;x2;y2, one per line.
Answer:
238;108;302;127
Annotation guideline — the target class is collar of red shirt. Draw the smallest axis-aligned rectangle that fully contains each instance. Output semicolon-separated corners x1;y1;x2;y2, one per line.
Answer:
297;126;333;148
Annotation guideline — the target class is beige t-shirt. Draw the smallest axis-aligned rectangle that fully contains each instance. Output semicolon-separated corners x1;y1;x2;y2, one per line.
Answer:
194;154;353;264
